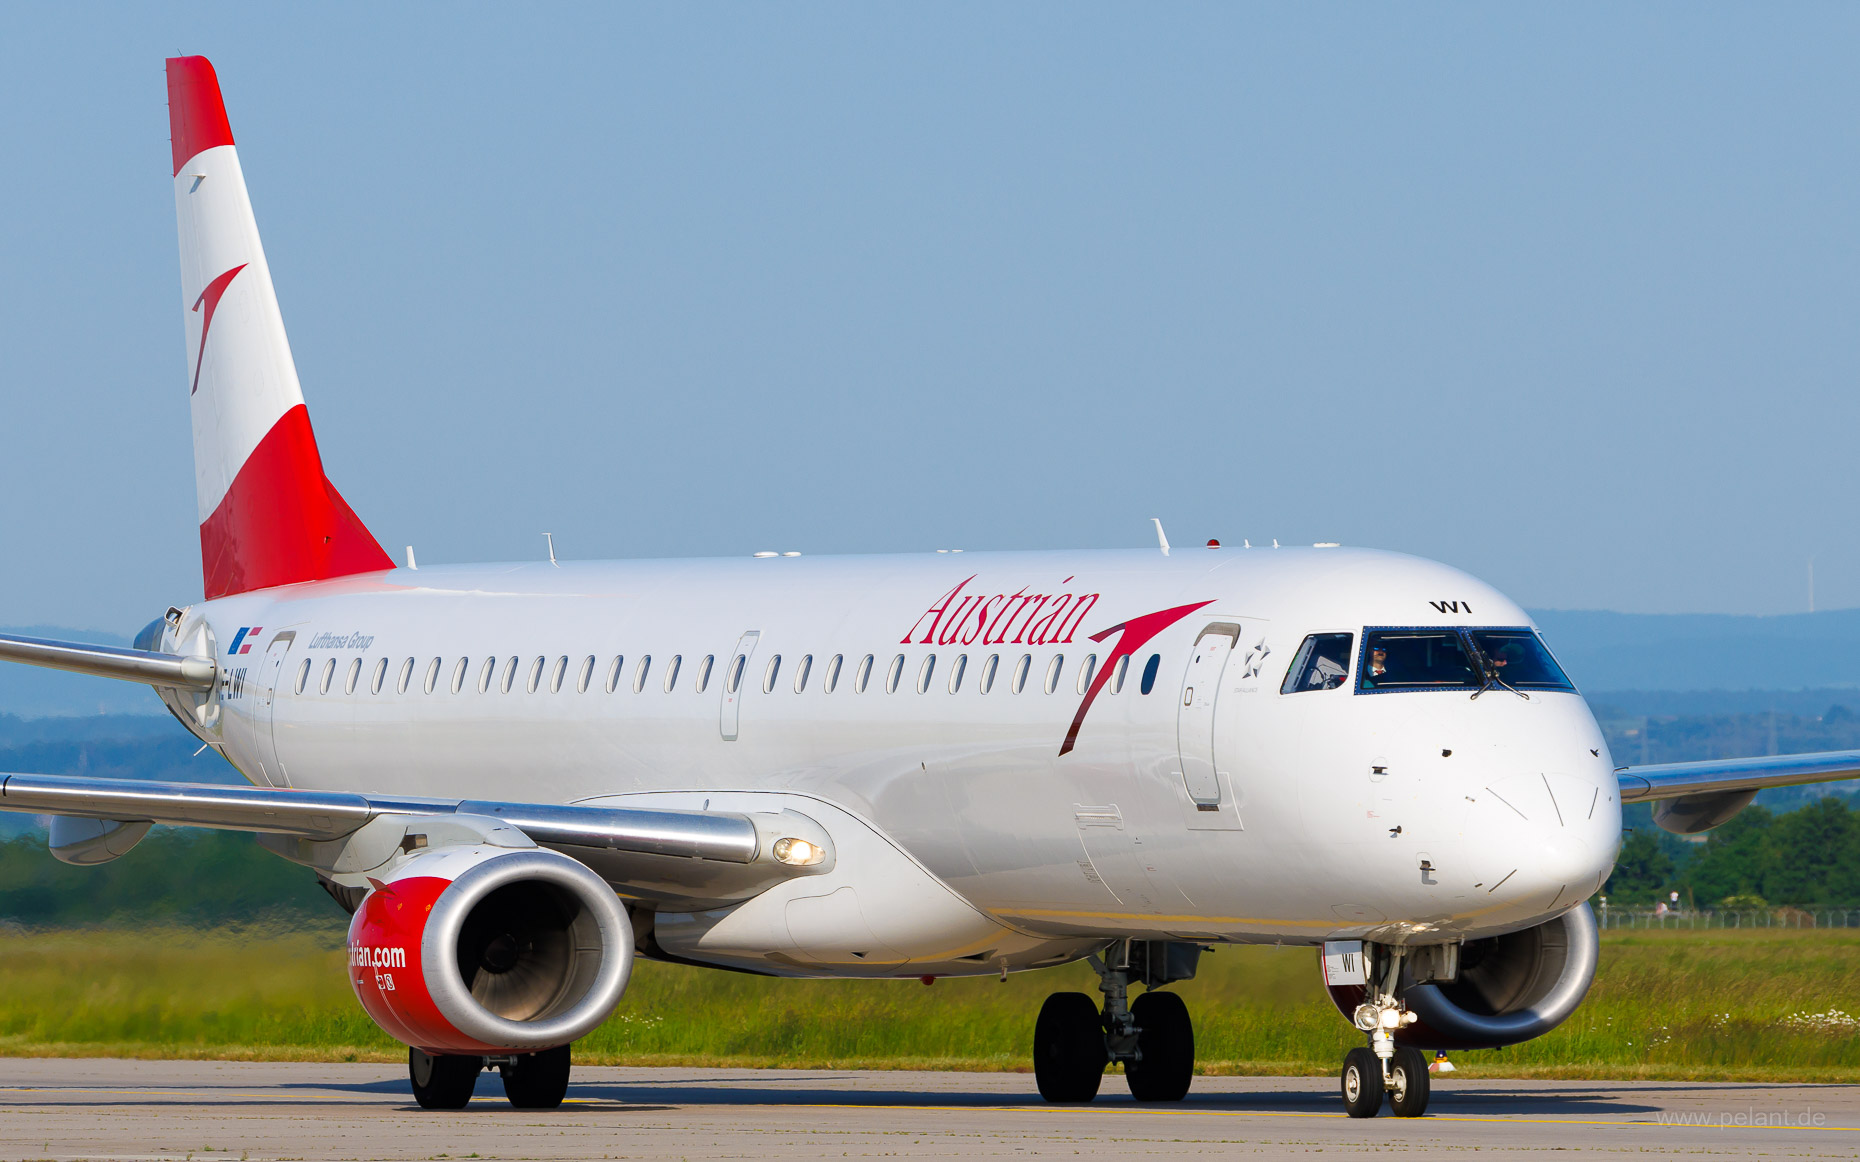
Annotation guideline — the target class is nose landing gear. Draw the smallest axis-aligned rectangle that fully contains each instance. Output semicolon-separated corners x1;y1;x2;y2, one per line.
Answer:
1340;947;1431;1117
1031;940;1200;1104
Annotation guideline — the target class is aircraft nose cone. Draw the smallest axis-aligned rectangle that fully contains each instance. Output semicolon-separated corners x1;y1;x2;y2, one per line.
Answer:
1474;771;1616;906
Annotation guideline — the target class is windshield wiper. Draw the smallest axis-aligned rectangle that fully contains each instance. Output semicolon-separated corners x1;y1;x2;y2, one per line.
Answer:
1466;636;1528;701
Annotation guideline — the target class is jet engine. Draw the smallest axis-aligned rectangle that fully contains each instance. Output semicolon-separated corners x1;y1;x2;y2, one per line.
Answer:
1324;903;1598;1051
347;844;633;1054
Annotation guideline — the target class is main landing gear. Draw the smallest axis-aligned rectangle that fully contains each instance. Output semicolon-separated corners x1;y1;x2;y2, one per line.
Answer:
1340;946;1430;1118
409;1045;573;1110
1033;940;1200;1104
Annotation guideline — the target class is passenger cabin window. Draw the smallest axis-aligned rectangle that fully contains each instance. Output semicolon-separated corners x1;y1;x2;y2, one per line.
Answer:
1012;654;1031;694
824;654;843;693
549;656;568;693
855;654;874;693
319;658;336;694
1139;653;1161;694
526;656;544;693
372;657;389;695
886;654;905;693
1282;633;1354;693
344;658;362;695
916;654;936;693
1112;655;1129;694
398;658;415;695
634;655;652;693
1044;654;1064;694
426;658;443;694
980;654;999;693
452;658;470;694
763;655;782;693
663;655;682;692
606;655;625;693
948;653;967;693
1357;628;1575;694
1076;654;1096;695
500;656;519;693
793;654;812;693
294;659;311;695
577;655;595;693
478;657;495;693
696;654;714;693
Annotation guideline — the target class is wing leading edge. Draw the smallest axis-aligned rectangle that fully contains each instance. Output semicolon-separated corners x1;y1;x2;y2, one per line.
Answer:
1616;750;1860;834
0;772;834;907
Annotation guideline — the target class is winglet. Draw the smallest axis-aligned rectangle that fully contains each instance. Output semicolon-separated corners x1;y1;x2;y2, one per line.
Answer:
166;56;235;177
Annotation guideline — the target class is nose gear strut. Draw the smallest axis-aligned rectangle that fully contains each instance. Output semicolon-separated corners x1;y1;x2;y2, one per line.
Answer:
1340;945;1431;1118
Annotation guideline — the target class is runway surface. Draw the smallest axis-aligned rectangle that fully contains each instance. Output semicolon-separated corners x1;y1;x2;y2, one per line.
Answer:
0;1060;1855;1159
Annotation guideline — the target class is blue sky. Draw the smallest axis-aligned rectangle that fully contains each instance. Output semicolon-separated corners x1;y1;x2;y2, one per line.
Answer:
3;4;1859;629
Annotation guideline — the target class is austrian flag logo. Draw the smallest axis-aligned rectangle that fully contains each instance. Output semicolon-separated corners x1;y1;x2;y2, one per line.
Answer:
226;626;262;655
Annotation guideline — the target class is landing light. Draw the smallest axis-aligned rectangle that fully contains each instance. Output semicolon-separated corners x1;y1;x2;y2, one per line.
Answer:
773;837;825;866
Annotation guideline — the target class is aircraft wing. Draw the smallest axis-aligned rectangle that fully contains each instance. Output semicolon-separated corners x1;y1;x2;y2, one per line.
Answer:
0;772;833;906
1616;750;1860;834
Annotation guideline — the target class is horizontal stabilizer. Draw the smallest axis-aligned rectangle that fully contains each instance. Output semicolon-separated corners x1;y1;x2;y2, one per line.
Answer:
0;632;216;690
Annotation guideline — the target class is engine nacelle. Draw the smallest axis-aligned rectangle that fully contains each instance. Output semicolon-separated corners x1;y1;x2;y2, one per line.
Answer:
347;845;633;1054
1324;903;1599;1050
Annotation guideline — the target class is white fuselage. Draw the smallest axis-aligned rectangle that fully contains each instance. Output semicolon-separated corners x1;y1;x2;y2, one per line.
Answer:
168;544;1621;978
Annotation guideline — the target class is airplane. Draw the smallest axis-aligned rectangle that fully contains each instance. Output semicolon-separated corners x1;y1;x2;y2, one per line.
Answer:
3;54;1857;1119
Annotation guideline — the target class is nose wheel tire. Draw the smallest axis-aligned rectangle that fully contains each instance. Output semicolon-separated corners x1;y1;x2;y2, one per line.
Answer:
1124;990;1195;1102
1387;1046;1430;1117
499;1044;572;1109
409;1048;480;1110
1033;991;1108;1103
1340;1047;1383;1118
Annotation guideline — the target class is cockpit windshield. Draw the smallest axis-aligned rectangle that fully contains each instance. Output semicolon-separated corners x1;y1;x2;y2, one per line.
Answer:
1357;627;1575;694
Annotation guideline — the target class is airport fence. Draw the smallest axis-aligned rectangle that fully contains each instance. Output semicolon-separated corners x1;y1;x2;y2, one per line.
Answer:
1596;906;1860;930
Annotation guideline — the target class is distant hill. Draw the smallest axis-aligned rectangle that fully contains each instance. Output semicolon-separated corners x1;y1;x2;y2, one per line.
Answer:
1530;608;1860;696
0;625;165;718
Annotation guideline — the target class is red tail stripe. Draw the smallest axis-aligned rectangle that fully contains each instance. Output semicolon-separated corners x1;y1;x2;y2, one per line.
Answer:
166;56;236;177
199;404;394;599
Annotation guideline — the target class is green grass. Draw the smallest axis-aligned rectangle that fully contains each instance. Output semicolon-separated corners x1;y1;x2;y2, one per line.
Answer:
2;926;1859;1080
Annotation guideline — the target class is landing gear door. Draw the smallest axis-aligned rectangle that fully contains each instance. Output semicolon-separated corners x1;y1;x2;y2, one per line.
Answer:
719;630;760;742
1177;623;1239;808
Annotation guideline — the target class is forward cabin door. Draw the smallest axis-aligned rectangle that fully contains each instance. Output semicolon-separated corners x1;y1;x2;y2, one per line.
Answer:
1176;623;1240;810
253;631;294;786
719;630;761;741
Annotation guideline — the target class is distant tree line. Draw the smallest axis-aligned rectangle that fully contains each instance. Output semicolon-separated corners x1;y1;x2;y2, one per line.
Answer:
0;828;339;927
1606;798;1860;909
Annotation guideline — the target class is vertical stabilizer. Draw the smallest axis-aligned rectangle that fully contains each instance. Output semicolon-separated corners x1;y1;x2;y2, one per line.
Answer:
168;56;391;600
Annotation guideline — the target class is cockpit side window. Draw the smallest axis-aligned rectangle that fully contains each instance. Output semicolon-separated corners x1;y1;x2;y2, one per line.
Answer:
1281;633;1354;693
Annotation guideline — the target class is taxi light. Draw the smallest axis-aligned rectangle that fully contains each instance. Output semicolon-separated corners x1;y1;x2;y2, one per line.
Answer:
772;837;824;866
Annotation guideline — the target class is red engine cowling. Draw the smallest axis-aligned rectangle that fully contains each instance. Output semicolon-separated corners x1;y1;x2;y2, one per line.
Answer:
347;845;633;1054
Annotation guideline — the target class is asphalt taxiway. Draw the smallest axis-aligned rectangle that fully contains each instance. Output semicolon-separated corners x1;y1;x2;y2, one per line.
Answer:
0;1060;1854;1158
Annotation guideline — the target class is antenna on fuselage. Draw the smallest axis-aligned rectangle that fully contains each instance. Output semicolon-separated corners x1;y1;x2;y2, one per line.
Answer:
1151;518;1170;556
544;532;558;567
404;546;417;571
